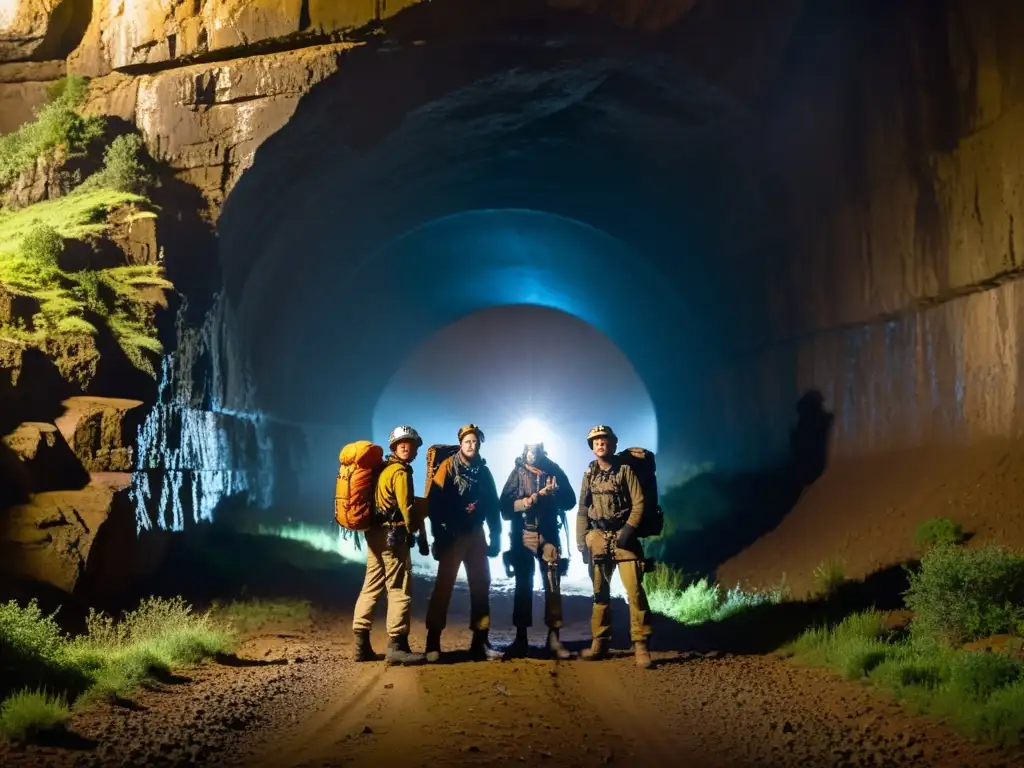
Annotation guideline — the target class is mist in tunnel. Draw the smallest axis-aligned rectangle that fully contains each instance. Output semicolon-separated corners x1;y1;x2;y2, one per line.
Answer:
371;304;658;596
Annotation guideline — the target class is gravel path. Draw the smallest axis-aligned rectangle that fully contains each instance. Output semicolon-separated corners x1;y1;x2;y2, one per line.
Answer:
1;584;1020;767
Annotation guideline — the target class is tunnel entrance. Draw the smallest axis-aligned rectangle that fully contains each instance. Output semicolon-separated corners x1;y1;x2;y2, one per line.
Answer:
371;303;657;595
267;303;655;598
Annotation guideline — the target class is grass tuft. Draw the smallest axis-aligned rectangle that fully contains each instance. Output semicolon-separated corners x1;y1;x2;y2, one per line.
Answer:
0;596;237;742
915;517;966;551
643;563;784;625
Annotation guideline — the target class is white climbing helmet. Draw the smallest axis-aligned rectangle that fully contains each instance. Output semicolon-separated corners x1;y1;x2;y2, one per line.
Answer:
388;425;423;449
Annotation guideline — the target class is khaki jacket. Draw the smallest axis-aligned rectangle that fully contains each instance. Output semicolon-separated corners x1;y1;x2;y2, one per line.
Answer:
575;459;645;551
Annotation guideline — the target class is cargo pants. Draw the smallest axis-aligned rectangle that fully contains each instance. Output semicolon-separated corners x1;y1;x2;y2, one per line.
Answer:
352;525;413;637
512;529;563;630
585;529;652;642
426;526;492;632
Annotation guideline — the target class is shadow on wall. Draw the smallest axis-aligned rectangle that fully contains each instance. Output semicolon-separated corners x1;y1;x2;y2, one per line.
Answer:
652;388;835;578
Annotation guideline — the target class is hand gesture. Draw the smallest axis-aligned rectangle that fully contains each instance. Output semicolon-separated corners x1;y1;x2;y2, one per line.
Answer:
539;476;557;496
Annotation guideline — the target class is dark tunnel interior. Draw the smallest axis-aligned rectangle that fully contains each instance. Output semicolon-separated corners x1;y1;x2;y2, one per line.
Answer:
214;23;774;512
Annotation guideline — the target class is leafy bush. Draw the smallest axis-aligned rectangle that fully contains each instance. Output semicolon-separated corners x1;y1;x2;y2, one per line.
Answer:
80;134;157;195
915;517;966;550
790;543;1024;748
0;76;104;188
0;597;235;742
904;544;1024;645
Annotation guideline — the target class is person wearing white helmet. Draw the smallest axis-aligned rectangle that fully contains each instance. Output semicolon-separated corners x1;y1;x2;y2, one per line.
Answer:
351;425;427;666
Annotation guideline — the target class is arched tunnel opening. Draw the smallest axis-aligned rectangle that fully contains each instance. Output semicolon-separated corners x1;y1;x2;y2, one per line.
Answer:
221;205;682;596
199;30;764;588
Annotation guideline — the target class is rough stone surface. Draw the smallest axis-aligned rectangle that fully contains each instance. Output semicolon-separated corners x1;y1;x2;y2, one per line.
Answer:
0;284;38;326
742;0;1024;347
0;59;64;134
132;42;353;210
2;144;79;208
2;420;90;492
0;0;57;62
0;473;135;596
55;395;146;472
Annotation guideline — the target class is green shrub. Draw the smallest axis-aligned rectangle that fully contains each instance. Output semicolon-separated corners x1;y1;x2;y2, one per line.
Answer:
904;544;1024;645
915;517;966;550
80;134;157;195
789;544;1024;749
0;76;104;188
0;596;236;742
812;557;846;597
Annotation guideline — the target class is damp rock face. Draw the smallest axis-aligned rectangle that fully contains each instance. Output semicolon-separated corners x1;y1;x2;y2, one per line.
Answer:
55;396;147;473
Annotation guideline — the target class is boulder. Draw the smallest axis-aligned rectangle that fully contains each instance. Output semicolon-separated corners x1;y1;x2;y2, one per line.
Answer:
55;396;146;472
0;473;145;599
0;0;92;64
2;420;90;492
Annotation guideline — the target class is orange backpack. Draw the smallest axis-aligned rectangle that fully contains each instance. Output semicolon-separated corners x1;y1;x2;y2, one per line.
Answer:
334;441;385;531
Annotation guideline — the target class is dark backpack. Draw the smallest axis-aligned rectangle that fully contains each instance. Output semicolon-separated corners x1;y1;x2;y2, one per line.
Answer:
424;444;460;496
588;447;663;538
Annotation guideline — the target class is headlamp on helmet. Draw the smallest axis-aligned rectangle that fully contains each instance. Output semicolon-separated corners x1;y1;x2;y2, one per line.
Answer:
586;424;618;447
458;424;485;444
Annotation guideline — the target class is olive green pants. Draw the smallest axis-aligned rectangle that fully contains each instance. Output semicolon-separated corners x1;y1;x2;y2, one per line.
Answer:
585;529;652;642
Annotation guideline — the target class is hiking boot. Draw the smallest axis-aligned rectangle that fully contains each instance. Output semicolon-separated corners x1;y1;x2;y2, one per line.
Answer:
547;629;575;660
470;629;503;661
353;629;382;662
386;634;426;666
425;629;442;664
504;627;530;659
580;638;610;661
634;640;653;669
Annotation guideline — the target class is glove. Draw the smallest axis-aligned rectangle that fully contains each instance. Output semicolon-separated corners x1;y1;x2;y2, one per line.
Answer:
431;528;451;561
616;524;637;550
487;537;501;558
417;532;430;556
579;545;590;565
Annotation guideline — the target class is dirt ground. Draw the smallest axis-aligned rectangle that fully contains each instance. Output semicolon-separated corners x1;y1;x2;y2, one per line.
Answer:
2;567;1020;768
718;439;1024;596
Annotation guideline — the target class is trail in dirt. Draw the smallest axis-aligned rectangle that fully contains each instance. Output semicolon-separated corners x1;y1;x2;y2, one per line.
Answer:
2;582;1021;767
234;619;1018;768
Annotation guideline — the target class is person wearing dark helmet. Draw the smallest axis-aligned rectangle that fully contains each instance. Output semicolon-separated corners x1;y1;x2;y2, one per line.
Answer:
499;442;576;659
352;425;427;666
576;424;653;668
424;424;503;662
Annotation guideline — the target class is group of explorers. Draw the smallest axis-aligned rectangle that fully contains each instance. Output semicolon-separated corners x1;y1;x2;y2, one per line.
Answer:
335;423;663;671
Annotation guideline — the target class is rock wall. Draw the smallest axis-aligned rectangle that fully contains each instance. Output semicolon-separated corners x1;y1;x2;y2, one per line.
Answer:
695;0;1024;591
706;0;1024;469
